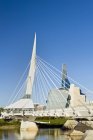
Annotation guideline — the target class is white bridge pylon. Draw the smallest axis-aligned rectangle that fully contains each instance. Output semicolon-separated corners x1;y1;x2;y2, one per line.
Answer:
4;33;93;119
5;33;37;111
26;33;36;97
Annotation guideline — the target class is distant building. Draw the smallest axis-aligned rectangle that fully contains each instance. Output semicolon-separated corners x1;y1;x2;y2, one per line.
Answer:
46;64;86;110
46;64;71;110
69;84;86;107
62;64;70;89
34;103;46;111
46;88;69;110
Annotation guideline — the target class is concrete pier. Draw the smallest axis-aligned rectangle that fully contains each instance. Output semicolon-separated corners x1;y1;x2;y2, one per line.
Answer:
20;120;38;131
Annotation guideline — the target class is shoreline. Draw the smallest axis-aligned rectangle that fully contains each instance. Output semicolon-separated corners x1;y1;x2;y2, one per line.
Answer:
0;125;20;130
0;117;67;130
0;118;20;130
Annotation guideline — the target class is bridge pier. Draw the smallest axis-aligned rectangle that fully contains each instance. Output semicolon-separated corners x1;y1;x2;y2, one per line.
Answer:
20;120;38;131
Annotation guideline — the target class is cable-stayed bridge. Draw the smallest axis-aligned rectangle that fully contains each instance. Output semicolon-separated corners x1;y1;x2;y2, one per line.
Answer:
3;33;93;121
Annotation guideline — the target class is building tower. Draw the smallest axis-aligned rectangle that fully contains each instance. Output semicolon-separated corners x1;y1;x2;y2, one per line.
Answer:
62;64;70;90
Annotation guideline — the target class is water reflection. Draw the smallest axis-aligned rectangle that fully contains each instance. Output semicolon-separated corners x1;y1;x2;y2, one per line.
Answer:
16;130;38;140
0;129;83;140
36;129;68;140
69;135;83;140
0;129;20;140
0;131;3;140
3;131;8;139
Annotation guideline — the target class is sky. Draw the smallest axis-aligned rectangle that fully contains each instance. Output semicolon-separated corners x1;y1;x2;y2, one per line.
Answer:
0;0;93;106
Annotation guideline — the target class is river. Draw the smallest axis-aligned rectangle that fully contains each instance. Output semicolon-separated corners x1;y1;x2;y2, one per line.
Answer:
0;128;83;140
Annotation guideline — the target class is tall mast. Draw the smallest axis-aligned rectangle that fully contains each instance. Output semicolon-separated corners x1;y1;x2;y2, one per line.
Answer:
25;33;36;98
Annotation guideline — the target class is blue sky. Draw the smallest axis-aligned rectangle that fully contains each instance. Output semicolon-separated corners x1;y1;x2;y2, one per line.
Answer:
0;0;93;106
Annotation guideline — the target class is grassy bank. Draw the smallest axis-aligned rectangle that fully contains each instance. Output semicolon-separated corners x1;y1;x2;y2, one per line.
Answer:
0;119;20;129
35;117;68;127
0;117;69;129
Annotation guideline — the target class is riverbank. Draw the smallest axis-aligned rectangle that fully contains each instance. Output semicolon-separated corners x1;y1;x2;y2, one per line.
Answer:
0;125;20;130
0;119;20;130
35;117;68;128
0;117;68;129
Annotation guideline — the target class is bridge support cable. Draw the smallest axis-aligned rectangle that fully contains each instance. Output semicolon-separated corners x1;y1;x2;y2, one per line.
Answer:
38;69;49;100
37;62;65;108
32;67;39;103
37;56;93;96
35;66;49;103
36;65;50;101
35;66;47;104
37;58;68;102
37;57;71;91
37;56;93;115
37;60;68;111
36;62;64;110
36;63;61;109
33;64;48;104
10;79;27;104
37;57;81;114
36;66;48;104
7;61;30;105
37;63;60;109
37;58;71;107
37;58;61;85
35;67;43;104
6;54;93;118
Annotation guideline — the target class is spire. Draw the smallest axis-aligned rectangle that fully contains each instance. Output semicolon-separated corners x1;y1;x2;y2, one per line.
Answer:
25;33;37;98
62;64;67;81
29;32;36;77
62;64;70;89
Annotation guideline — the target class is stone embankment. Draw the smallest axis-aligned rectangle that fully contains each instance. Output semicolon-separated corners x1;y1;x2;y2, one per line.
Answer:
64;120;78;129
82;130;93;140
63;120;93;140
